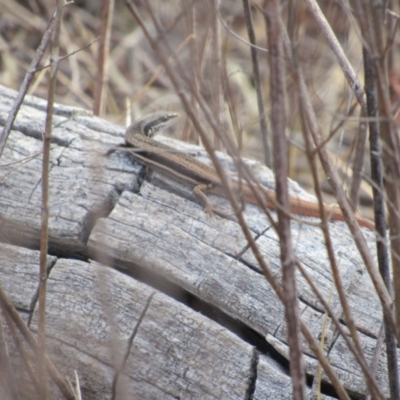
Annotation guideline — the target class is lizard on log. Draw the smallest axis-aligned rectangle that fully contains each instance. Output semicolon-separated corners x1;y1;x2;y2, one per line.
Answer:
108;111;375;231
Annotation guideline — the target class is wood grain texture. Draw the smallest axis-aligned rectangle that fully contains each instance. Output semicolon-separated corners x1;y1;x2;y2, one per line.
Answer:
0;85;396;399
0;86;138;257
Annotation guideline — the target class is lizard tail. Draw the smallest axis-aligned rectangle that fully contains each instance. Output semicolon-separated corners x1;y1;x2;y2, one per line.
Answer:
248;189;376;230
286;197;375;231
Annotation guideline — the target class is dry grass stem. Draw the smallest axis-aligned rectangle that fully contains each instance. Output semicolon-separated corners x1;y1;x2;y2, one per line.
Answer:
38;2;64;399
93;0;115;117
265;1;306;398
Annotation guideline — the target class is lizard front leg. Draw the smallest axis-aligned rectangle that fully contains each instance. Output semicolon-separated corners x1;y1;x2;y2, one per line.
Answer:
193;183;233;217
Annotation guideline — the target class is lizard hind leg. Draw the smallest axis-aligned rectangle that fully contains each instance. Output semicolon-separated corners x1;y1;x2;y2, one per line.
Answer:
193;183;233;218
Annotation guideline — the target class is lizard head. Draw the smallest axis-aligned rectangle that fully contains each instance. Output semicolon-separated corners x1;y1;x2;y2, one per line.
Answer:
125;111;179;141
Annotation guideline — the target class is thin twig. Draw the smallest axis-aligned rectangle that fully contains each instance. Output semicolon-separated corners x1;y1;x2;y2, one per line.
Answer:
303;0;367;110
218;12;268;53
265;1;306;398
303;0;369;205
362;8;400;399
211;0;223;150
0;283;75;399
365;322;385;400
0;312;19;399
242;0;271;167
35;37;100;72
93;0;115;117
315;283;333;400
0;11;58;158
296;260;382;397
2;302;41;396
37;2;63;398
111;292;155;399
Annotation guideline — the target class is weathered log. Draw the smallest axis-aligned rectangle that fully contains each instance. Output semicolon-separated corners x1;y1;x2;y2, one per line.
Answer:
0;85;394;399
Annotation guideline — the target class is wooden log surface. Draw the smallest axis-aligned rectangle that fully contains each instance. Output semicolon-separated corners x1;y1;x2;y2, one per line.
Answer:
0;85;395;399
